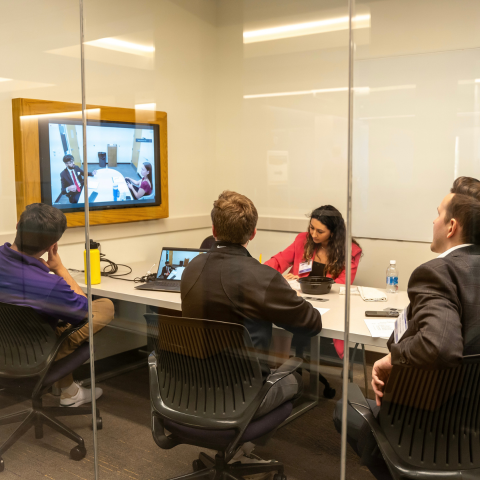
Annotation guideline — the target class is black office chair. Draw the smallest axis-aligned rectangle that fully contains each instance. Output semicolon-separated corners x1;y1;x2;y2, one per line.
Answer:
199;235;215;250
0;302;101;472
147;313;302;480
348;354;480;479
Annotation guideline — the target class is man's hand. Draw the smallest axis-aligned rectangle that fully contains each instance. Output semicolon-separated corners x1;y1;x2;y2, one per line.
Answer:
42;243;65;274
67;185;77;193
92;170;98;176
371;353;393;407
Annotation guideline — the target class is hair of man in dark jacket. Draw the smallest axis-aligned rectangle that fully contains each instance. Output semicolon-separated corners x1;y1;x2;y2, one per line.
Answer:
211;190;258;244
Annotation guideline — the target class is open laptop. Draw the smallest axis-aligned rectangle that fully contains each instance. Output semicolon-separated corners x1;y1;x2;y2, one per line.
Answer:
135;247;208;292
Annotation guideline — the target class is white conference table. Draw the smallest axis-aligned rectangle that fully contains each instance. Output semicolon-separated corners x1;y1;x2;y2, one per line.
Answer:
74;261;409;422
75;261;409;348
80;167;130;203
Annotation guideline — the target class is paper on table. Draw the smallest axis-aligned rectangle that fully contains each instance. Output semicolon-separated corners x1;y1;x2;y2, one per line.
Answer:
339;286;360;295
358;286;388;302
88;180;99;188
315;308;329;315
287;279;301;291
364;318;395;339
113;176;123;184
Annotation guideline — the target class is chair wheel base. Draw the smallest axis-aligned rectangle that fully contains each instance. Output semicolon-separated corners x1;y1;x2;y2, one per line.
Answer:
273;474;286;480
192;459;206;471
323;386;336;399
0;458;4;472
96;417;103;431
70;445;86;461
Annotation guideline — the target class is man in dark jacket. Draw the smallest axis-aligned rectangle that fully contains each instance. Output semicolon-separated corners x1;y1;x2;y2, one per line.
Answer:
181;190;322;420
335;177;480;478
60;154;97;204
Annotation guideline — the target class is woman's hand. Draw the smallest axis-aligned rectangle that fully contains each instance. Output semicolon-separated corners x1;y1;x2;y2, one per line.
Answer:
284;273;300;280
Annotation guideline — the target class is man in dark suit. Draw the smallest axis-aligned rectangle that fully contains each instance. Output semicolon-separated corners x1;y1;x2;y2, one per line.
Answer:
335;178;480;478
181;191;322;464
60;154;97;204
159;261;172;278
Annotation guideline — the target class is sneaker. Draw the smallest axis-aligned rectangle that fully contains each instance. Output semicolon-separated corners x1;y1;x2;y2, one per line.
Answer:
60;382;103;407
229;443;275;480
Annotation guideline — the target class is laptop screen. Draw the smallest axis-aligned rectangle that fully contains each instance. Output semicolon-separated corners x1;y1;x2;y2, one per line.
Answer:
156;248;207;281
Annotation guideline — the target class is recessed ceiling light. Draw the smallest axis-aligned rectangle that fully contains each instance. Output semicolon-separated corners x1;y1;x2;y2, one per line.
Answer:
85;38;155;55
243;14;370;44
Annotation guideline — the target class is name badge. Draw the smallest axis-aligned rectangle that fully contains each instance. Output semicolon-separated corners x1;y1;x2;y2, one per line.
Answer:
394;306;409;343
298;260;313;274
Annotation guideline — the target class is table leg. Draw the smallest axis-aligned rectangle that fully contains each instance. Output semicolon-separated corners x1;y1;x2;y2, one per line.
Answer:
280;335;320;426
362;343;368;398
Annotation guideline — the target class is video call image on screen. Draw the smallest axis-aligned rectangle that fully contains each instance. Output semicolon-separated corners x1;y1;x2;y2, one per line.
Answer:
157;250;206;280
39;119;160;212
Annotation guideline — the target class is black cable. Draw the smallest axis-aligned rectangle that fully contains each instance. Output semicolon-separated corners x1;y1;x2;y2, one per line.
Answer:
69;255;156;283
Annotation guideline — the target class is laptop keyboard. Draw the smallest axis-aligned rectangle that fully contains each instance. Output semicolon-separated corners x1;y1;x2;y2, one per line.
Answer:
136;279;180;291
152;280;177;287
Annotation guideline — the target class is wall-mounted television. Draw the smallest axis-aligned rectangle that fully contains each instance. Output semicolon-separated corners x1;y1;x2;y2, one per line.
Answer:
38;118;161;213
12;98;169;228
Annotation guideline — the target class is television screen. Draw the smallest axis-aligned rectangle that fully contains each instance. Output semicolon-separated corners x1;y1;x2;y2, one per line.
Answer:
38;118;161;212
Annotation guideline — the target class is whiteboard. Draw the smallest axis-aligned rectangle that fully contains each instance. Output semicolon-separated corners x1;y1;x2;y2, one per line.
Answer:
352;48;480;242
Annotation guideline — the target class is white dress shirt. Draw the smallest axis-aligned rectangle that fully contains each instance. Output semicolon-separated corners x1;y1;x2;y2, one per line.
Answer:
437;244;473;258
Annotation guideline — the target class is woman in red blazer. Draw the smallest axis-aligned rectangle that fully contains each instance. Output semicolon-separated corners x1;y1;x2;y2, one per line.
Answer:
265;205;362;359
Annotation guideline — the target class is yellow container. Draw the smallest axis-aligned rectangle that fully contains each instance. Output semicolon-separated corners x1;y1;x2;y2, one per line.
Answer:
84;248;101;285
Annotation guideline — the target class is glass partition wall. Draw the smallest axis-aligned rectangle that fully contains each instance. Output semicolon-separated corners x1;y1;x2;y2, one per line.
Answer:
80;0;352;479
346;0;480;479
0;1;96;479
3;0;479;479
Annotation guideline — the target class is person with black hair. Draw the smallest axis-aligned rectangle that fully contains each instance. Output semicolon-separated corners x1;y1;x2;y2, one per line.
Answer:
265;205;362;359
60;154;97;204
0;203;114;408
125;162;153;200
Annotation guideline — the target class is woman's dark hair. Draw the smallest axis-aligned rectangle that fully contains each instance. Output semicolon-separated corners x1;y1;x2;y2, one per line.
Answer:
14;203;67;255
303;205;361;279
143;162;153;188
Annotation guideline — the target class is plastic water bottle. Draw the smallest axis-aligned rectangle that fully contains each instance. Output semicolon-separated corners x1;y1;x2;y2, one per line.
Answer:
386;260;398;293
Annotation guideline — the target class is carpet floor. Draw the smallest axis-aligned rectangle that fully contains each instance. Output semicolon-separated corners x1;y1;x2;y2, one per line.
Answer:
0;364;378;480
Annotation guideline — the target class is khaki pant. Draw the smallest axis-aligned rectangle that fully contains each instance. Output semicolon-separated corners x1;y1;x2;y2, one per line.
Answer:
55;298;115;388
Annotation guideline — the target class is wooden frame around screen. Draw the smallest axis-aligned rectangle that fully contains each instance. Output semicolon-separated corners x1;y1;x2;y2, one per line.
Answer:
12;98;168;227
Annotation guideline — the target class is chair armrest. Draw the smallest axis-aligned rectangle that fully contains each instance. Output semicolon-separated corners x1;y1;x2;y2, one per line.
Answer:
149;356;178;449
347;383;371;411
271;356;303;375
349;394;414;477
47;319;89;365
223;357;304;460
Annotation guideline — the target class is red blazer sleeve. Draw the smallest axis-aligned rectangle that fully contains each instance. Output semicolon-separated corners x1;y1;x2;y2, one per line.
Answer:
333;243;362;284
264;233;307;274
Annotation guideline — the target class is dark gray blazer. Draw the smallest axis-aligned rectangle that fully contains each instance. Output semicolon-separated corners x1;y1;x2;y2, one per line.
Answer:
181;241;322;376
387;245;480;369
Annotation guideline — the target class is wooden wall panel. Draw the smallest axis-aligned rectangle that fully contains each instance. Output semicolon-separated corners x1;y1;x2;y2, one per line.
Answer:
12;98;169;228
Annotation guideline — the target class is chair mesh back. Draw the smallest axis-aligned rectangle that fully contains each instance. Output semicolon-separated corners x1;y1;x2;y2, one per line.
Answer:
0;302;56;378
147;314;264;420
380;359;480;470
